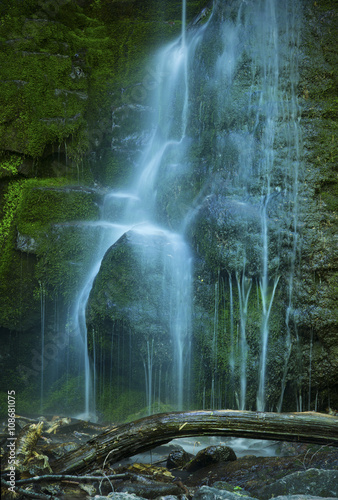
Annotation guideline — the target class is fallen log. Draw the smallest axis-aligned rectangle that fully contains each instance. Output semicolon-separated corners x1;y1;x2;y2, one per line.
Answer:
52;410;338;474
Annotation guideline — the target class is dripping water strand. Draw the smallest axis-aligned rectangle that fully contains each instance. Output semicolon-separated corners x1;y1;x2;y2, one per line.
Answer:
143;339;154;415
236;269;252;410
277;0;302;412
40;282;45;414
257;274;280;410
181;0;188;137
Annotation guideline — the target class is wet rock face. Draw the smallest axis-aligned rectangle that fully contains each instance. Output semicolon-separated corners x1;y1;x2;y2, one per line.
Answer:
180;0;338;412
86;226;191;403
290;0;338;409
86;229;173;364
257;468;338;499
167;449;193;470
185;446;237;472
192;486;252;500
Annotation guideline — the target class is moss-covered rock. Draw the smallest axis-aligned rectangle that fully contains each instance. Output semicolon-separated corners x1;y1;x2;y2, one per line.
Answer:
87;228;177;368
0;178;100;329
87;226;193;413
291;0;338;409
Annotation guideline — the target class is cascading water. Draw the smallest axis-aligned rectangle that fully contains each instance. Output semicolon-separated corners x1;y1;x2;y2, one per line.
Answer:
41;0;303;418
236;270;252;410
64;0;203;418
187;0;302;412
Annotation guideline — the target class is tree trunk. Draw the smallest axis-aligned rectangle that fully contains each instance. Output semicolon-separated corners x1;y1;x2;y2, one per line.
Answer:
52;410;338;475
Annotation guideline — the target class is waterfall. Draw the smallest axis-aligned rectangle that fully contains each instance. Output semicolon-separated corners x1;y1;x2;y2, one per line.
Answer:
39;0;303;417
181;0;188;137
143;339;154;415
65;0;208;418
175;0;302;411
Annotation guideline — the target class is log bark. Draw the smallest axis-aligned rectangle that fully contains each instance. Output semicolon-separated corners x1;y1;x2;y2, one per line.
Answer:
52;410;338;475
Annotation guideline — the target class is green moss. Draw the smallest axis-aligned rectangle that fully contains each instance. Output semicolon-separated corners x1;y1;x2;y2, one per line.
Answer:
17;183;99;236
89;0;206;24
0;177;101;328
97;385;145;423
301;1;338;219
42;375;87;415
0;4;115;158
0;152;22;178
320;183;338;212
0;179;23;250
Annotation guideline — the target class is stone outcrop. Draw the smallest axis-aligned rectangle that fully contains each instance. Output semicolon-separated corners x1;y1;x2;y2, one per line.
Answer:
258;468;338;499
185;446;237;472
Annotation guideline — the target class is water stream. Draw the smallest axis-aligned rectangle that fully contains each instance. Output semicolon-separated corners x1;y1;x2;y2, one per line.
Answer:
66;0;201;418
41;0;303;417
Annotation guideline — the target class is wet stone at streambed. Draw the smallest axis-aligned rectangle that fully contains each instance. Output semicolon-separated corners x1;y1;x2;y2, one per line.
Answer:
167;449;194;469
184;446;237;472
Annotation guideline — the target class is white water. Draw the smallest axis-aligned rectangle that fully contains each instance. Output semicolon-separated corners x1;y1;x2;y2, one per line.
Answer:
236;271;252;410
180;0;303;412
71;218;129;418
67;1;209;417
41;0;303;416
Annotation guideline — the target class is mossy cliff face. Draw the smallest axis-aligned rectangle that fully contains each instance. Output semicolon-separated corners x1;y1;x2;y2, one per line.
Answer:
0;0;205;415
150;0;337;410
192;0;338;410
0;0;202;178
290;0;338;409
0;0;337;416
0;178;101;415
0;179;100;330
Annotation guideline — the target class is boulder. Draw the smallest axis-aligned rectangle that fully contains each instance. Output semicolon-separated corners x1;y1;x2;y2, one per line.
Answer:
116;482;184;498
185;446;237;472
192;486;253;500
167;449;194;469
257;468;338;500
213;481;251;497
90;494;146;500
86;225;192;412
272;496;337;500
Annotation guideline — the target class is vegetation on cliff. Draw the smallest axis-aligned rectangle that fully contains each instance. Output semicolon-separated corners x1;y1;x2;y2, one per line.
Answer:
0;0;336;417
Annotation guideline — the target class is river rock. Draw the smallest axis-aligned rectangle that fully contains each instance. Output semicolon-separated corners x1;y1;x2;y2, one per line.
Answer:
116;481;183;498
192;486;254;500
257;468;338;499
157;497;189;500
167;449;194;469
271;496;338;500
91;494;146;500
185;446;237;472
212;481;251;497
